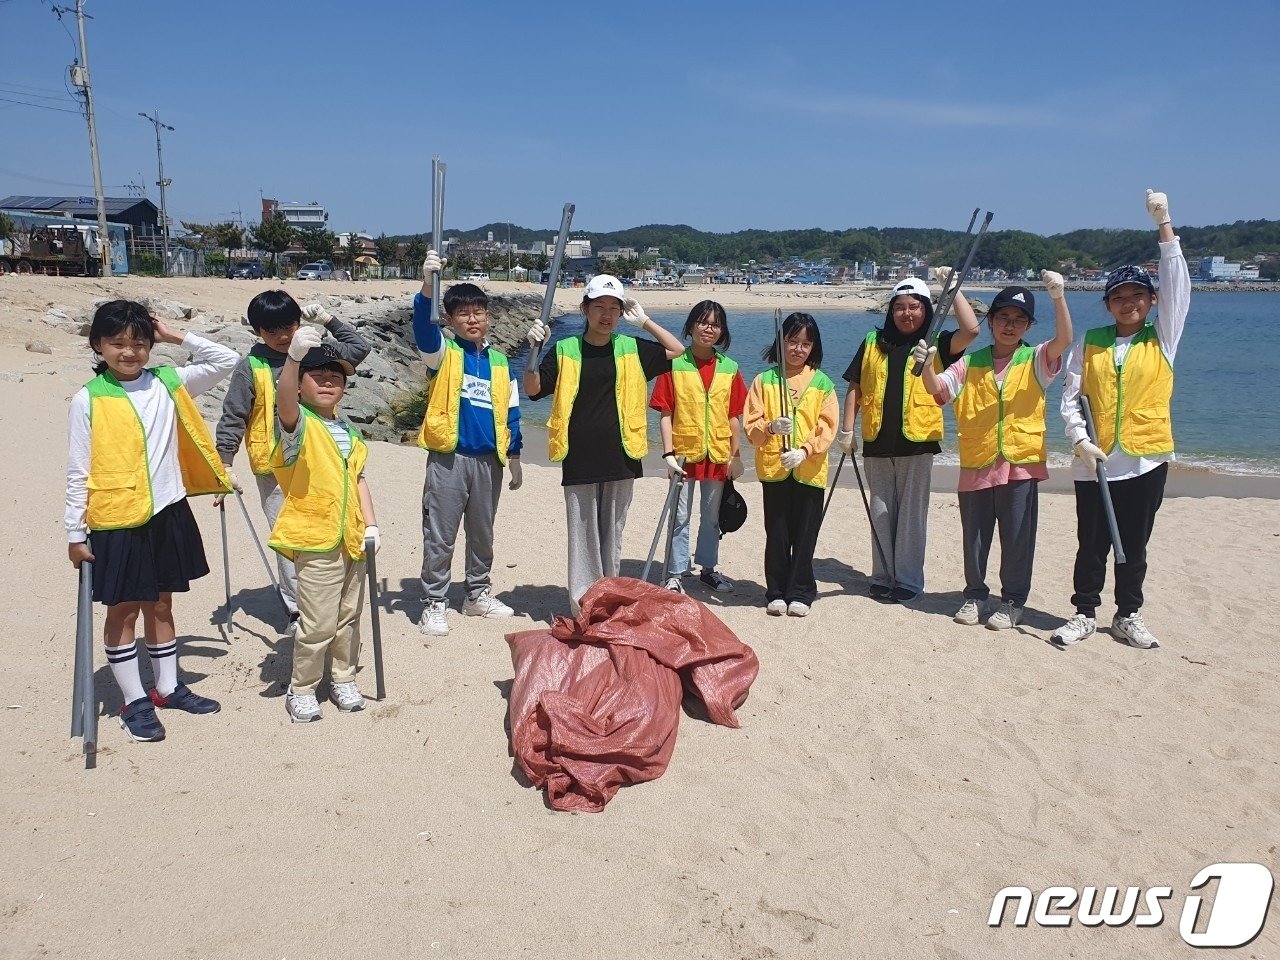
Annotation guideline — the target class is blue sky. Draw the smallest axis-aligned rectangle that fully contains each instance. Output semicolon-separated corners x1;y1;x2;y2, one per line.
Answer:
3;0;1275;238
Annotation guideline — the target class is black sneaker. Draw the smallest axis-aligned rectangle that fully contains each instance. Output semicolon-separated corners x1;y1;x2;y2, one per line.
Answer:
120;697;166;742
699;569;734;592
150;683;221;715
891;587;920;602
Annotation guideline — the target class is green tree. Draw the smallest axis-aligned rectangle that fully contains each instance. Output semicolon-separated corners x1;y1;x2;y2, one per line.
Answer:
1259;260;1280;281
209;221;244;269
374;233;400;273
0;212;14;243
249;212;296;277
298;227;337;264
403;235;427;279
346;235;363;275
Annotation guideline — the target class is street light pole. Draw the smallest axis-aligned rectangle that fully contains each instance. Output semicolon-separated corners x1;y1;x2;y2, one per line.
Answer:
65;0;111;277
139;110;173;275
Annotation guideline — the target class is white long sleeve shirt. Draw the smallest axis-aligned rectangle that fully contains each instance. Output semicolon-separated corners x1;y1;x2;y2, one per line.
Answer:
1060;236;1191;482
65;333;238;542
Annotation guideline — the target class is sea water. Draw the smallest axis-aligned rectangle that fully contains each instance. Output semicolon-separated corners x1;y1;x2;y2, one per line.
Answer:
524;291;1279;477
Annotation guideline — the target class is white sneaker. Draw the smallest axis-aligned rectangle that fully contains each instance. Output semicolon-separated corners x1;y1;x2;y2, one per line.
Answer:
953;599;982;626
329;680;365;712
286;687;322;723
662;576;685;594
1112;613;1160;649
766;599;786;616
1050;614;1096;648
418;599;450;636
786;601;810;618
986;602;1023;631
462;589;514;618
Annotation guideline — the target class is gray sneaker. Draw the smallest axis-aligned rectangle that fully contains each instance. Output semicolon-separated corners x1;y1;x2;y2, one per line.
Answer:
1049;614;1096;648
662;576;685;594
286;687;322;723
1112;613;1159;649
418;599;450;636
953;599;982;626
462;589;514;618
329;680;365;712
986;602;1023;631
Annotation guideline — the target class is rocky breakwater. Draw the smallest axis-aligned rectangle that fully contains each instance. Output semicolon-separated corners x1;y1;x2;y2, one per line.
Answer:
39;289;566;443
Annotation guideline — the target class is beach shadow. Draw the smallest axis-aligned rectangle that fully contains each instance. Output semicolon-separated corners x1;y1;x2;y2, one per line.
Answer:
500;584;569;624
256;630;292;698
211;584;291;633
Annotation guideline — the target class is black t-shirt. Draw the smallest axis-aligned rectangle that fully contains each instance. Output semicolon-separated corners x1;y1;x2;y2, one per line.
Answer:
842;328;963;458
531;336;671;485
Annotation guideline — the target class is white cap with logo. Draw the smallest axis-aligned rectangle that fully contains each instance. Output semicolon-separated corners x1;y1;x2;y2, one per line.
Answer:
584;274;627;302
891;277;932;301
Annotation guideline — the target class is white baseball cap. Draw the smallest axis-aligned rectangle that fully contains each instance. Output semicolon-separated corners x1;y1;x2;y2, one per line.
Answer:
584;274;626;302
890;277;931;301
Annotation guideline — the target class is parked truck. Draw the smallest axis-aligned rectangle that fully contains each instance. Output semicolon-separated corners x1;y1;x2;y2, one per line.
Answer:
0;223;103;276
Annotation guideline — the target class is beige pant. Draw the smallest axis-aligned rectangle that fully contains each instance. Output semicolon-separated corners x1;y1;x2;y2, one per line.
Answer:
291;548;365;696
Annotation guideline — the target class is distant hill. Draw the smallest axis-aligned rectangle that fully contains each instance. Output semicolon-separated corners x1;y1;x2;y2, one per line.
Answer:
388;219;1280;274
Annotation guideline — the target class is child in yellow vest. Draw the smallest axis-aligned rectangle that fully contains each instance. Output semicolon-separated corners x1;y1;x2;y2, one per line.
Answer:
1051;190;1190;650
918;273;1073;630
65;300;237;742
744;312;839;617
214;291;370;631
269;327;379;722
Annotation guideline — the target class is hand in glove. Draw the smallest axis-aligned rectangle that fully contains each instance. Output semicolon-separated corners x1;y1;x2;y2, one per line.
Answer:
300;301;333;325
780;448;807;471
526;319;548;346
663;454;685;479
621;297;650;327
1075;438;1107;469
1040;269;1065;300
1145;189;1170;226
911;339;937;368
422;249;443;279
767;416;793;436
212;466;243;507
287;325;323;361
836;429;856;455
507;458;523;491
729;454;744;480
934;265;953;289
363;525;381;555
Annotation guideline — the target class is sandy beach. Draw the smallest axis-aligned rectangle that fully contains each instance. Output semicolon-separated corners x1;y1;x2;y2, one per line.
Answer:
1;277;1277;959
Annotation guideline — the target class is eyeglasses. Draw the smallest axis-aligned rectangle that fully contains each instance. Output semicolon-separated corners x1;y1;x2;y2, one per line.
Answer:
992;315;1031;328
452;308;489;321
892;302;924;314
693;319;723;330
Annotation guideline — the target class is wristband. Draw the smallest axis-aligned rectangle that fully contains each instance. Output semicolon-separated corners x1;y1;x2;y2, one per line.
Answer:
663;450;675;458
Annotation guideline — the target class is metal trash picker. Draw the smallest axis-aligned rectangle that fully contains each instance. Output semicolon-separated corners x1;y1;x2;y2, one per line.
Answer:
363;535;386;701
641;457;687;584
1080;396;1127;564
911;208;994;377
772;309;791;452
232;491;292;619
219;499;233;634
524;202;576;375
429;156;447;325
71;560;97;767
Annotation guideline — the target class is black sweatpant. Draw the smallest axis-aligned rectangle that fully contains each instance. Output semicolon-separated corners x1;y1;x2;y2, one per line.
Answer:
1071;462;1167;618
762;476;824;605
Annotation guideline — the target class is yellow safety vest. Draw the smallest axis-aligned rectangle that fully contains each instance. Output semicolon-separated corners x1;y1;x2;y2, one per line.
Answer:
83;367;232;531
670;350;738;464
1081;324;1174;457
269;407;368;561
245;355;278;475
416;339;511;466
754;367;834;488
859;331;944;443
547;335;647;462
954;345;1046;469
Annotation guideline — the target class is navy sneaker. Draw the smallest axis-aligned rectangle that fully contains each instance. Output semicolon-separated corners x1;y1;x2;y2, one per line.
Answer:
891;587;920;603
120;697;166;742
150;683;221;715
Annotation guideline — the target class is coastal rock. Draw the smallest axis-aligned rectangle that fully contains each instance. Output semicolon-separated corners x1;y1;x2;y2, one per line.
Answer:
143;298;195;320
25;340;52;355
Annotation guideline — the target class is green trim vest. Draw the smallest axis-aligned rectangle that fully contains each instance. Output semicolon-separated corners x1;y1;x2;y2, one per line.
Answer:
670;349;739;464
245;355;278;475
416;339;511;466
859;331;945;443
547;335;647;462
754;367;834;488
954;345;1047;469
1081;323;1174;457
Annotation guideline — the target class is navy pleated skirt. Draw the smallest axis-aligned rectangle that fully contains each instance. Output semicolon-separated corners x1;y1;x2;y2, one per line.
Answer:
88;499;210;606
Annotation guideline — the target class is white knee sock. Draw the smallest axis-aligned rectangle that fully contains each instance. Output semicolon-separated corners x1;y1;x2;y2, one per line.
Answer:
146;640;178;697
106;642;147;704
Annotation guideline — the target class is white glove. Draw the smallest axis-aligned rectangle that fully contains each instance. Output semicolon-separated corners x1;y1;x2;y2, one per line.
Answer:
212;466;242;506
300;301;333;326
1040;270;1065;300
767;416;793;436
621;297;649;327
422;249;443;279
1145;189;1170;226
780;448;806;471
934;265;953;289
287;325;323;361
911;339;937;368
526;319;548;346
663;454;685;478
1075;438;1107;469
729;455;744;480
363;525;381;555
507;458;522;491
836;429;856;455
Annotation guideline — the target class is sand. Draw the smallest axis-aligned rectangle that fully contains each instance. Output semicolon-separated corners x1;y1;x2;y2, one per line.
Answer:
1;278;1277;959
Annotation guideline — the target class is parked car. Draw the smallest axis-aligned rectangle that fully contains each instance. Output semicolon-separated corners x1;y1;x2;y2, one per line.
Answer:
460;272;489;282
227;260;264;279
297;262;333;280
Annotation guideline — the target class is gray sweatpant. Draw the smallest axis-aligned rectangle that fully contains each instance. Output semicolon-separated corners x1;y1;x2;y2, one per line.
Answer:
420;451;503;603
958;479;1039;607
864;454;933;595
564;479;634;615
255;472;298;615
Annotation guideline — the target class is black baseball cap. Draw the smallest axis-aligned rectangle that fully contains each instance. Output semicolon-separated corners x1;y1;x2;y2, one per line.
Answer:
299;343;355;376
988;286;1036;323
1103;265;1156;301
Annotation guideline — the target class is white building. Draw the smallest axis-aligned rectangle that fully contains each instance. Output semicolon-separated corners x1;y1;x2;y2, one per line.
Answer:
272;201;328;231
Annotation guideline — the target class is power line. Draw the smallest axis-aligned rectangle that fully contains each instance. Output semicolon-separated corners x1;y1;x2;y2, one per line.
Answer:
0;94;79;114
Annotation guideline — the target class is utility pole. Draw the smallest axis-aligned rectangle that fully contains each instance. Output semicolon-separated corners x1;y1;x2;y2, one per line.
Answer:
139;110;173;275
63;0;110;277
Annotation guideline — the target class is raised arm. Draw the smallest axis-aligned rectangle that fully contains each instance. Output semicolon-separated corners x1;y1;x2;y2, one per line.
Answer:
936;265;982;354
302;301;372;367
1147;189;1190;360
622;297;685;358
277;327;322;432
1039;269;1073;365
